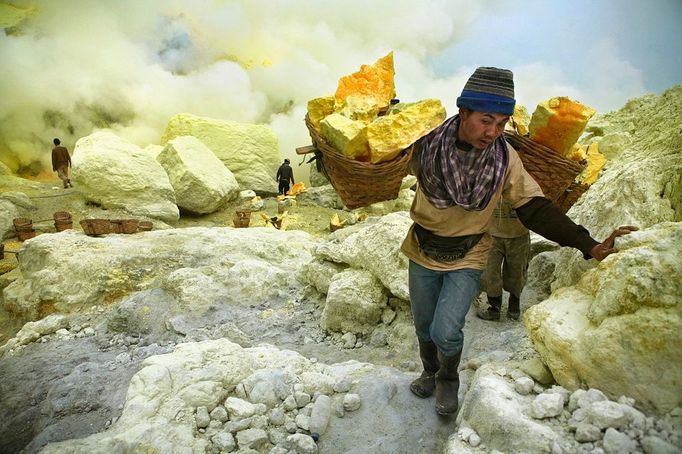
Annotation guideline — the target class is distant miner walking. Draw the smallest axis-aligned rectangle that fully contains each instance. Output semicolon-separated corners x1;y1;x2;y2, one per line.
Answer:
51;138;72;188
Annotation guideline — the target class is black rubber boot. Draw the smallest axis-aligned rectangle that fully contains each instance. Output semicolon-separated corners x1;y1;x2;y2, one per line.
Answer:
435;350;462;416
508;294;520;320
476;295;502;321
410;340;439;398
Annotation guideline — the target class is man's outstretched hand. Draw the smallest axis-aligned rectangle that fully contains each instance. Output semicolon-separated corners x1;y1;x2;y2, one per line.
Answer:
590;225;639;261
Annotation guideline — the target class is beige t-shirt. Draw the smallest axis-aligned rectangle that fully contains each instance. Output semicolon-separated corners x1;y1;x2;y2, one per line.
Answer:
400;143;544;271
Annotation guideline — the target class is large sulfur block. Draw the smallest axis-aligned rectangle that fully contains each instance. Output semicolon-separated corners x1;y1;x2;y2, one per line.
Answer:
367;99;446;164
529;97;596;157
307;96;336;131
320;113;370;161
335;52;396;110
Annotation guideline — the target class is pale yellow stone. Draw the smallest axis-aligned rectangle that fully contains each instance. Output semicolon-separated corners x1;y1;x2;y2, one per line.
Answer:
577;143;607;185
529;97;596;157
338;96;381;124
335;52;395;110
319;113;369;161
509;105;530;136
367;99;446;164
307;96;335;131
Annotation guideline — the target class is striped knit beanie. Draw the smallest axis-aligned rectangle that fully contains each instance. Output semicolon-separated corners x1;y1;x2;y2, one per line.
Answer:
456;67;515;115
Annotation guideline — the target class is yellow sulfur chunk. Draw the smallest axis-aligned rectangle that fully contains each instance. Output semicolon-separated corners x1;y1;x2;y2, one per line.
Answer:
367;99;446;164
529;97;596;157
335;52;396;111
307;96;336;131
320;113;370;161
577;142;607;185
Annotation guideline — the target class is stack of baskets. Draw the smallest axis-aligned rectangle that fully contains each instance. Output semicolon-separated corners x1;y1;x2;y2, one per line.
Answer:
304;115;414;209
503;132;588;212
13;218;37;241
53;211;73;231
138;221;153;232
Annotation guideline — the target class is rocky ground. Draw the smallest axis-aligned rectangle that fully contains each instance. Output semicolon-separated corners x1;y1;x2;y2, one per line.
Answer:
2;176;679;454
0;176;532;454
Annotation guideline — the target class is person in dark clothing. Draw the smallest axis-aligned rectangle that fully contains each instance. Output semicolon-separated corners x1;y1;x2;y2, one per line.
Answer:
51;138;72;188
401;66;637;416
276;158;295;195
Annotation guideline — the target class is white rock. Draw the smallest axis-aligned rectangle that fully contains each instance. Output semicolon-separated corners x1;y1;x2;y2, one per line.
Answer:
575;422;602;442
514;377;535;395
71;131;179;222
195;406;210;428
211;431;236;452
235;428;269;450
157;135;239;214
588;401;630;430
602;427;638;454
343;394;361;412
225;397;256;420
285;433;318;454
161;113;280;194
531;393;565;419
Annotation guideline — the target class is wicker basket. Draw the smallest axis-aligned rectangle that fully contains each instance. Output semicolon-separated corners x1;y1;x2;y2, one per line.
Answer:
54;220;73;232
305;115;414;209
120;219;139;234
504;132;586;208
80;219;112;236
53;211;72;221
138;221;153;231
13;218;33;232
17;229;37;241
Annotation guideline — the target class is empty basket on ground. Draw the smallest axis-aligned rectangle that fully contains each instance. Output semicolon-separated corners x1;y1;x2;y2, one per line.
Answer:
13;218;32;232
503;132;587;212
80;219;112;236
53;211;73;231
120;219;139;234
138;221;153;231
233;210;251;228
304;115;415;209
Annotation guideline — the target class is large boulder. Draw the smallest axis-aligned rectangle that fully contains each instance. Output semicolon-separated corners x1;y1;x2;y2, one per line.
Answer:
161;113;280;194
71;131;179;222
320;270;387;335
157;136;239;214
314;212;412;300
2;227;319;320
525;222;682;413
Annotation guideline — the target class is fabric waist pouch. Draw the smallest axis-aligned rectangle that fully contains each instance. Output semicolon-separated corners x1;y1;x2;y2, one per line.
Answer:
414;223;484;263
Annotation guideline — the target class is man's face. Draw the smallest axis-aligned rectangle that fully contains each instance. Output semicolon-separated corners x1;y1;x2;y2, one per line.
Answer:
458;109;509;149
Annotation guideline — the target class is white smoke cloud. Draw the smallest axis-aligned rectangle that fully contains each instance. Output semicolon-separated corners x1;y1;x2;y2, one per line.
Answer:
0;0;485;176
0;0;655;181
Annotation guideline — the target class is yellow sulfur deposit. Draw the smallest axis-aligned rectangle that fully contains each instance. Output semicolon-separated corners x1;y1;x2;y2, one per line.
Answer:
335;52;396;111
338;96;381;124
576;142;607;185
320;113;370;161
529;97;596;158
367;99;446;164
307;96;335;131
509;105;531;136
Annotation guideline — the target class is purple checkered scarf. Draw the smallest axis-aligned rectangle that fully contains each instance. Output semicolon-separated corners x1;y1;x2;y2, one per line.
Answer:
417;115;508;211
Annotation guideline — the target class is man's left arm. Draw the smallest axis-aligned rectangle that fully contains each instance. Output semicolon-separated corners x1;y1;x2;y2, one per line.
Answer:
515;197;637;261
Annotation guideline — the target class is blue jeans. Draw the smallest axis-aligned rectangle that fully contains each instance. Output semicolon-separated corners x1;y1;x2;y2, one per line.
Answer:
408;260;482;356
